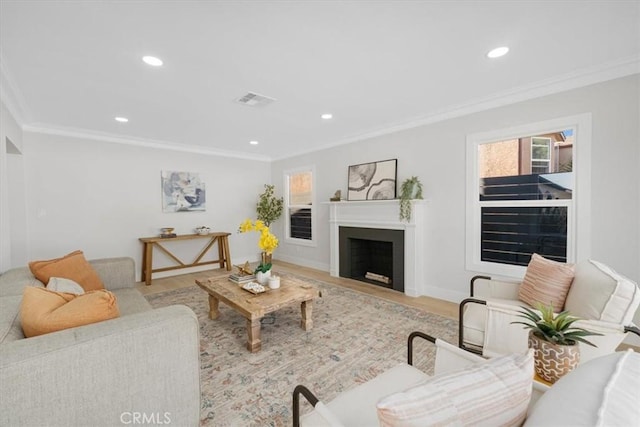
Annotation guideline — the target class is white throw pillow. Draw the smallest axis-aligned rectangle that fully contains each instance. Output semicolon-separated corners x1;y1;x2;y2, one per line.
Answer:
376;350;534;427
524;350;640;427
564;260;640;324
46;277;85;295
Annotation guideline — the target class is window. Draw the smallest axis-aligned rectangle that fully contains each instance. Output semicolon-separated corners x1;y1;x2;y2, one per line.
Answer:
531;137;551;174
284;166;315;246
466;114;591;277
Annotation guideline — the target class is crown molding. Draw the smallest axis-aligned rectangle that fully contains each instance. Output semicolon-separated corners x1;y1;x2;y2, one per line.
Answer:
6;53;639;163
272;55;640;161
0;54;32;125
22;124;272;162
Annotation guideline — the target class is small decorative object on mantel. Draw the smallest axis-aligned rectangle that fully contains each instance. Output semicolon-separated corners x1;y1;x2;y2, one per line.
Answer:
330;190;342;201
195;226;210;235
512;302;602;384
348;159;397;201
399;176;423;222
160;227;177;238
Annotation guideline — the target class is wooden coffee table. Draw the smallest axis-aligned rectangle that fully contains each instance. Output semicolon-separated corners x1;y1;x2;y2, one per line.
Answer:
195;275;321;352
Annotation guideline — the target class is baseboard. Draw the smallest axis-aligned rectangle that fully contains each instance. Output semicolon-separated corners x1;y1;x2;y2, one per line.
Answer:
421;285;468;304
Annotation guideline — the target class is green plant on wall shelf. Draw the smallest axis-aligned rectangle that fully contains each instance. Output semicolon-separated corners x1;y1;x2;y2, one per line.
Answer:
256;184;284;227
399;176;423;222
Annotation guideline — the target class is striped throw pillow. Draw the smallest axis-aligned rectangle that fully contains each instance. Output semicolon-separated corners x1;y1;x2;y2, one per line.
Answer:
376;351;533;427
518;253;575;312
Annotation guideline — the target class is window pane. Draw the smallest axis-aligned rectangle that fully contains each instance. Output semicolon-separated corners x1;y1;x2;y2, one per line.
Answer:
481;206;567;266
289;208;312;240
478;130;573;201
531;144;550;160
289;171;312;205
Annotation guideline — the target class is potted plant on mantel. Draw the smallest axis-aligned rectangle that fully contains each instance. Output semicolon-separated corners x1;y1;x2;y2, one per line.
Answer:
512;303;602;384
399;176;423;222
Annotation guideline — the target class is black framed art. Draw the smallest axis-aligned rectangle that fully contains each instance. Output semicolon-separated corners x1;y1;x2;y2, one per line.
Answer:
347;159;397;200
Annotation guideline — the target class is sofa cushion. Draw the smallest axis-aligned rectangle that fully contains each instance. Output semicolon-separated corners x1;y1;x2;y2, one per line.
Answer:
0;267;44;297
376;351;533;427
524;350;640;426
0;295;25;344
28;250;104;291
564;260;640;324
111;288;152;315
20;287;119;337
518;254;574;312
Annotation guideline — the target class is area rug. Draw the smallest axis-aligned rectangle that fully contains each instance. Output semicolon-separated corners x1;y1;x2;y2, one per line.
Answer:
145;274;459;426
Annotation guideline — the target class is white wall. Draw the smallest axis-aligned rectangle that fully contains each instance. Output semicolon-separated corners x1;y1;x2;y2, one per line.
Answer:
0;100;24;272
271;75;640;305
22;132;271;280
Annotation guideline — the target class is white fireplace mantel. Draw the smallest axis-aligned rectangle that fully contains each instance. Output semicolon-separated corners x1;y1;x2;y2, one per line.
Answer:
327;200;427;297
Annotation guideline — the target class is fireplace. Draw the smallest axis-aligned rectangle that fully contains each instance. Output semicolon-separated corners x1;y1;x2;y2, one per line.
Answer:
328;199;426;297
339;227;404;292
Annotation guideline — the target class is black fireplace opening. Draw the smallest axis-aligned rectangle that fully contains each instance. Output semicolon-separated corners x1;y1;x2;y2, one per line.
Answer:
339;227;404;292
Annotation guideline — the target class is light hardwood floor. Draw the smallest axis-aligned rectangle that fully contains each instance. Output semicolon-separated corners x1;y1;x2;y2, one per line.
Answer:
135;260;459;319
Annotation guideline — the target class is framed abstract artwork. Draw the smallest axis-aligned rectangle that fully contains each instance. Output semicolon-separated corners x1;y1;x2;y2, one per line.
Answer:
347;159;397;200
161;171;206;212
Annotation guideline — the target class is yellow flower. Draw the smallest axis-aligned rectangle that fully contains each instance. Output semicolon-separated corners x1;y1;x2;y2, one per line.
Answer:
258;231;279;254
238;219;279;254
238;219;254;233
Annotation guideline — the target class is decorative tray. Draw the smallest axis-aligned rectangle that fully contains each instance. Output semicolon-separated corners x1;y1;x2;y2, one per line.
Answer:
241;282;267;294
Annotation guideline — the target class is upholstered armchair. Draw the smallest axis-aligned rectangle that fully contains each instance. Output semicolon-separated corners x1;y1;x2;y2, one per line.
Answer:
459;257;640;363
293;332;546;426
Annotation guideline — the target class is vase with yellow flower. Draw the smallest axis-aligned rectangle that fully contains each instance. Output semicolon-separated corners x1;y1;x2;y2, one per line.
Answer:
239;219;279;285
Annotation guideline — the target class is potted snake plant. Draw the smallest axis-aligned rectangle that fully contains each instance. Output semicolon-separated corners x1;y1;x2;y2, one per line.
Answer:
512;302;602;383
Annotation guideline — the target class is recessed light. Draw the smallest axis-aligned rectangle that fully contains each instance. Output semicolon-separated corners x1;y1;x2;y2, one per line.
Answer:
249;140;259;145
321;113;333;120
115;117;129;123
487;46;509;59
142;56;163;66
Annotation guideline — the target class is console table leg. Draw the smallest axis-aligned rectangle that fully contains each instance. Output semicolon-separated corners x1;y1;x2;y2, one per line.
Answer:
247;318;262;352
208;295;220;320
223;236;232;271
144;243;153;285
301;300;313;331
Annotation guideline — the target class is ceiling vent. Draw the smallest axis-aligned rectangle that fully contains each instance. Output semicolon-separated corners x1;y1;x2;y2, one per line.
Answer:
235;92;276;107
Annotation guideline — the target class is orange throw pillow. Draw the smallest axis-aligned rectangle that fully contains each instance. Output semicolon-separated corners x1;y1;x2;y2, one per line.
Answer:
29;250;104;291
518;253;575;312
20;287;119;338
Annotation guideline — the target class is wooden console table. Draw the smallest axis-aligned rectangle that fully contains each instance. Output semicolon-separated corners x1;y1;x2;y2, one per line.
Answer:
139;232;232;285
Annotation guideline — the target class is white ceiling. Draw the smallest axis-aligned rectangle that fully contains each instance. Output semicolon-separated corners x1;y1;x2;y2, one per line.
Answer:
1;1;639;161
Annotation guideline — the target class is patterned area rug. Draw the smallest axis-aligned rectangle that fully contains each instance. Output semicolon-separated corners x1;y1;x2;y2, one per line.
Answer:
145;274;458;426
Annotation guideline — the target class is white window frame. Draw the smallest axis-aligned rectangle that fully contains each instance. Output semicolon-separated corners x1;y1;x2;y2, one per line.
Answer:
283;165;316;247
465;114;591;278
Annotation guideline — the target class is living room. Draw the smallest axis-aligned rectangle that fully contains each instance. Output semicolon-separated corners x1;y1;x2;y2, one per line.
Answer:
1;1;639;426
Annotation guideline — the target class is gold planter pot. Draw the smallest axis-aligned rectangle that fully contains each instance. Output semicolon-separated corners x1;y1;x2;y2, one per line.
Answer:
528;331;580;384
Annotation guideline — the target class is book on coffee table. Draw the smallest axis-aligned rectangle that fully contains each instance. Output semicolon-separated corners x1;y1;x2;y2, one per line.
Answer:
228;274;256;284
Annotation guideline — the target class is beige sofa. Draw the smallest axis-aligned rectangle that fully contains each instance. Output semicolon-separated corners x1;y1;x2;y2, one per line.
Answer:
0;257;201;427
